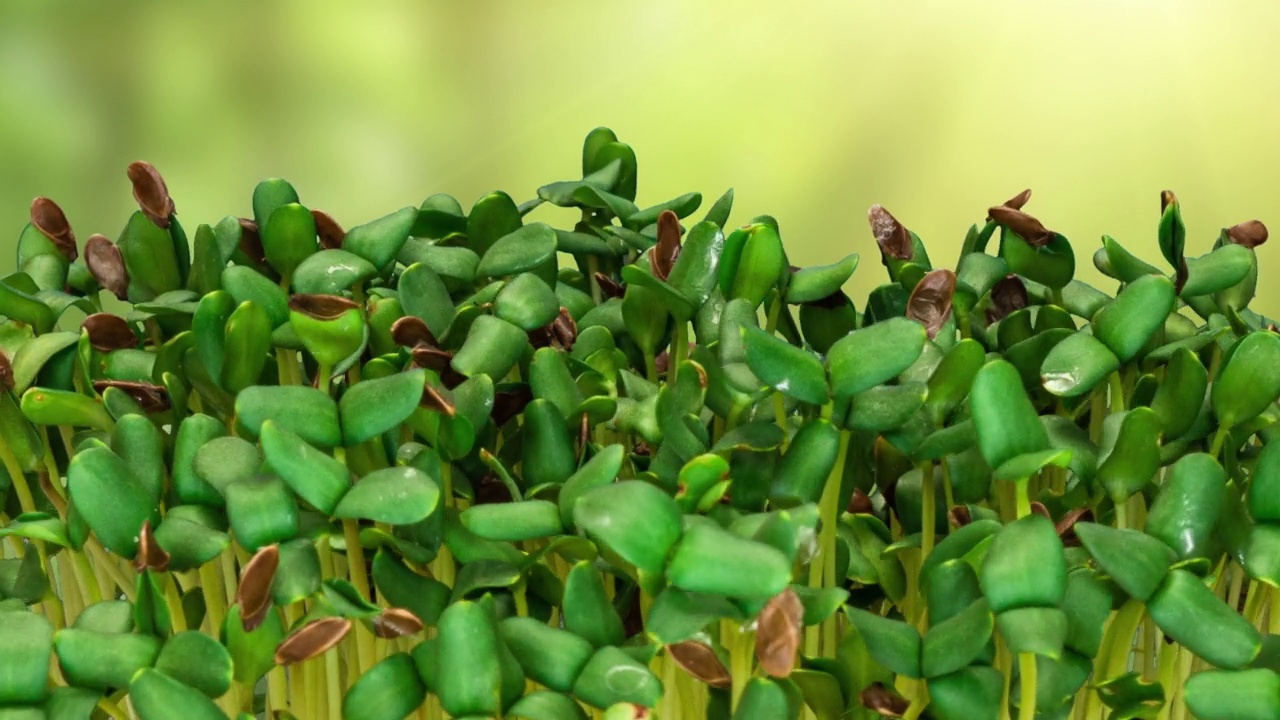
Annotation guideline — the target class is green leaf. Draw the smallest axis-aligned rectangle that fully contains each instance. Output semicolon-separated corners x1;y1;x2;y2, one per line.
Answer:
996;606;1067;658
343;206;417;270
260;420;351;516
1040;331;1120;397
20;387;114;430
342;653;426;720
220;300;272;394
451;315;529;381
1146;453;1225;562
1184;669;1280;720
921;598;994;678
772;420;841;505
0;513;69;548
1096;408;1162;503
462;500;563;542
666;522;791;599
291;249;377;295
154;631;233;699
628;192;702;229
67;447;156;557
477;223;557;278
1074;523;1173;602
992;448;1072;483
11;332;77;394
54;629;161;691
261;203;318;279
494;273;560;331
574;481;682;573
501;617;595;693
1001;232;1075;290
786;254;859;304
741;325;828;405
222;265;290;329
235;386;342;448
927;665;1004;720
0;611;52;705
666;221;727;312
129;670;228;720
1181;244;1253;297
924;338;984;426
719;223;786;309
371;550;449;627
339;369;426;445
842;383;927;433
1148;569;1261;669
506;691;588;720
398;263;455;341
979;515;1066;613
844;607;922;678
558;444;624;528
572;646;663;709
970;359;1050;471
334;467;440;525
193;436;262;497
411;194;467;239
223;604;284;685
154;517;231;573
563;562;627;648
226;476;299;550
1148;346;1207;439
1213;331;1280;430
435;600;502;717
172;414;227;505
826;317;927;399
118;211;181;301
1091;275;1176;363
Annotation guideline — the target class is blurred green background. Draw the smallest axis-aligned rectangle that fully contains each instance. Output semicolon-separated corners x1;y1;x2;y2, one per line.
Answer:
3;0;1280;301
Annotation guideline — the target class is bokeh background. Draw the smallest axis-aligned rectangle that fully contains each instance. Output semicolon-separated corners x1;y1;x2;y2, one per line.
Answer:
4;0;1280;301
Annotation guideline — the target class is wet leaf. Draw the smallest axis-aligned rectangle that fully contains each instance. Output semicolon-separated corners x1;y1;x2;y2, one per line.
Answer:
1040;331;1120;397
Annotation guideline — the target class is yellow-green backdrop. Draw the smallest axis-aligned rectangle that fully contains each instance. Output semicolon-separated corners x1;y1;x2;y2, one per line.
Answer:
3;0;1280;302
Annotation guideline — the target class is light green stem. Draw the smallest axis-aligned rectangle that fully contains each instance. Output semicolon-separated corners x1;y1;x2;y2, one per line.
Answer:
1018;653;1037;720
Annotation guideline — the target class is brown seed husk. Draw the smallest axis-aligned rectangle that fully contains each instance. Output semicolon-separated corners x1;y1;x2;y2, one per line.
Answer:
1003;189;1033;212
593;272;626;300
986;274;1029;325
868;205;914;261
755;588;804;677
82;313;138;352
0;352;13;393
860;682;909;718
371;608;425;639
238;218;267;266
30;197;77;261
391;316;438;349
127;161;175;228
550;306;578;349
948;505;972;528
289;294;360;321
1160;189;1178;215
91;381;171;414
988;206;1054;247
312;210;346;250
274;617;352;665
420;383;457;416
132;520;170;573
1226;220;1269;249
906;269;957;339
236;545;281;633
651;210;683;281
666;641;731;689
847;488;873;515
492;386;533;427
1055;506;1093;548
84;234;130;300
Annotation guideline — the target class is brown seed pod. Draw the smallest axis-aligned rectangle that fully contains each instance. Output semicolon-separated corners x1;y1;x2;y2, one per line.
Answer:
1160;189;1178;214
1226;220;1269;249
847;488;873;515
593;272;626;300
492;386;534;427
391;316;439;349
91;381;171;414
372;608;425;639
986;274;1029;325
420;383;457;416
82;313;139;352
235;545;281;633
666;641;731;689
906;269;957;340
84;234;130;301
1002;188;1033;212
1055;506;1094;548
127;161;175;228
289;294;360;321
550;307;578;350
312;209;346;250
755;588;804;677
238;218;267;266
30;197;77;261
132;520;170;574
860;682;909;718
868;205;914;261
948;505;972;528
651;210;683;281
0;352;13;393
988;206;1054;247
274;617;352;665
